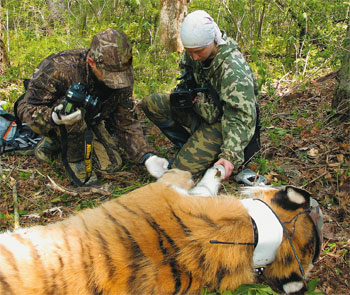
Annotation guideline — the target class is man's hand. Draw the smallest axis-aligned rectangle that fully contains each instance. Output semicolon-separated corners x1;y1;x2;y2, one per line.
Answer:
214;158;234;180
52;104;82;126
145;155;169;178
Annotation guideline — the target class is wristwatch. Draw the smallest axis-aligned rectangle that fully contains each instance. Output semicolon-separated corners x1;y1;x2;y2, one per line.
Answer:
140;152;154;164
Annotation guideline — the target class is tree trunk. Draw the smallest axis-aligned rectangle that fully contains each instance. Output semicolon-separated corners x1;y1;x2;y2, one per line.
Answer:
158;0;187;52
333;17;350;120
47;0;66;26
0;39;9;74
0;0;9;71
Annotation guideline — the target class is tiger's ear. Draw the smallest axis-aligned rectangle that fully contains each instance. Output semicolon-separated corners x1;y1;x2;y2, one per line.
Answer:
273;186;311;211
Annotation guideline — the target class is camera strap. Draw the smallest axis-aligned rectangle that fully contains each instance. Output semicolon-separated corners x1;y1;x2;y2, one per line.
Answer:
59;125;93;186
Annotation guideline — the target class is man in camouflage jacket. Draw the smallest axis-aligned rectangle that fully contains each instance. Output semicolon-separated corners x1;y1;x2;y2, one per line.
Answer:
142;11;260;179
17;28;169;185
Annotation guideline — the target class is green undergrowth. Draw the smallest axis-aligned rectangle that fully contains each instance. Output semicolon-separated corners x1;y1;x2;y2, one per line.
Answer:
202;279;324;294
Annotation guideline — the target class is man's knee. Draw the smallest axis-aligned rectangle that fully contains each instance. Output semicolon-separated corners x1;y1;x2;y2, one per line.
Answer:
171;146;219;176
142;93;170;115
141;93;162;113
141;94;152;112
171;156;212;176
170;123;222;175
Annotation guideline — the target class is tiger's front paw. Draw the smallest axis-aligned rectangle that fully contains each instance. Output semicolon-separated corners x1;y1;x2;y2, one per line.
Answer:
189;165;225;197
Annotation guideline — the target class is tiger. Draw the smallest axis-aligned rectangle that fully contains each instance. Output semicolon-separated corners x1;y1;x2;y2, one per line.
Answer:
0;166;322;295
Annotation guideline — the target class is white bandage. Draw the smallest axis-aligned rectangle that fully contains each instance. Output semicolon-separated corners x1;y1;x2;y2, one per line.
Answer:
145;155;169;178
180;10;227;48
52;104;82;126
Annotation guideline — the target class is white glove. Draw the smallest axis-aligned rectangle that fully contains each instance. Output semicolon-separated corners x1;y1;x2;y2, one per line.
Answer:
52;104;82;126
145;155;169;178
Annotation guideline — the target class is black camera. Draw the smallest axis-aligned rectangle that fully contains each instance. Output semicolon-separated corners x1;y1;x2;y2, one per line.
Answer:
60;82;98;115
170;72;207;109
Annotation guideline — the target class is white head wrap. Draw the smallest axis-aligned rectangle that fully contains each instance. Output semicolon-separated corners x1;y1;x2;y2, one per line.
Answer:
180;10;227;48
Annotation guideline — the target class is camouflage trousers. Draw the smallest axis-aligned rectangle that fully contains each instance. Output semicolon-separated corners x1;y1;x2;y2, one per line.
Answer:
142;93;222;176
28;116;122;173
16;98;123;173
91;122;123;173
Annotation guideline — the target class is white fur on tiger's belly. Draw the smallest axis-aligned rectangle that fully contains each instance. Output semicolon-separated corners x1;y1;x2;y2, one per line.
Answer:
172;186;191;195
283;281;304;294
189;165;225;197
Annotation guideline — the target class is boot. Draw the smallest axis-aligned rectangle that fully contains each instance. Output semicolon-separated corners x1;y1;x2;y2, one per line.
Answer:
157;120;191;148
242;104;261;165
69;160;98;186
34;137;60;163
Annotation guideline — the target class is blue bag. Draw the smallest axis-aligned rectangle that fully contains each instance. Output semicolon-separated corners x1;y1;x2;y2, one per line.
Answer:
0;108;41;154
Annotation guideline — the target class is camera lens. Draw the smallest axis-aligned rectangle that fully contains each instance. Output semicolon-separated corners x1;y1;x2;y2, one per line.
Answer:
84;95;98;108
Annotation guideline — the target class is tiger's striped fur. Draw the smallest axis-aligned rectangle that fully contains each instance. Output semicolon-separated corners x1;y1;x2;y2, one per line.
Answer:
0;168;318;294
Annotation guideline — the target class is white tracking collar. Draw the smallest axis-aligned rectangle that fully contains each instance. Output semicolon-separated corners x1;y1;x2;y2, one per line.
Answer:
241;199;283;267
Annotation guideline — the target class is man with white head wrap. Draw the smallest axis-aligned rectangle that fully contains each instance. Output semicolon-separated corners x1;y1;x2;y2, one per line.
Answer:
142;10;260;179
180;10;227;49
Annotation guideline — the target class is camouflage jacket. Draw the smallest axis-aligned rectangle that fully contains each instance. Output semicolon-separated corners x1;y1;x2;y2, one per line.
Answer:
179;34;257;166
17;49;153;163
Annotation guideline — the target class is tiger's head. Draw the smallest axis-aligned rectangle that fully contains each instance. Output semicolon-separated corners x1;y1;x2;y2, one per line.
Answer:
241;185;323;294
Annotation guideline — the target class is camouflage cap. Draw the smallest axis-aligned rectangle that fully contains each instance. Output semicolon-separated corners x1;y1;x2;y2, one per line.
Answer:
90;28;134;89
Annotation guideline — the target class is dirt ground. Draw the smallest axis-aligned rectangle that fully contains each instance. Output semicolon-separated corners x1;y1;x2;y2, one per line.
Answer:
257;73;350;294
0;72;349;294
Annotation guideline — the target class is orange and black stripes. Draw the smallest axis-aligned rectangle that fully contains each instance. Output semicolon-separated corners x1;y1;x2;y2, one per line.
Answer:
80;217;98;289
13;233;50;291
0;244;21;283
0;271;14;295
141;208;182;294
96;230;116;282
55;251;68;295
171;209;192;237
188;212;221;229
101;206;155;294
0;170;319;295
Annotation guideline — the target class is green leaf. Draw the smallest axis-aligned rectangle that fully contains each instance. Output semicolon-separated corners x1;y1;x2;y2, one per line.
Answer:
51;197;61;203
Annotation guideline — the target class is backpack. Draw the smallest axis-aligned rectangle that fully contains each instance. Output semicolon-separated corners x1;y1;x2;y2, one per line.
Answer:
0;107;41;155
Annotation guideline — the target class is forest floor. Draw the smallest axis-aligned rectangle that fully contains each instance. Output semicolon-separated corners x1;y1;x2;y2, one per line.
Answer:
0;72;349;294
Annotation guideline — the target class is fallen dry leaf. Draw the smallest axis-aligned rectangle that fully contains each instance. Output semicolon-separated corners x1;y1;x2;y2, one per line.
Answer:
307;147;319;158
